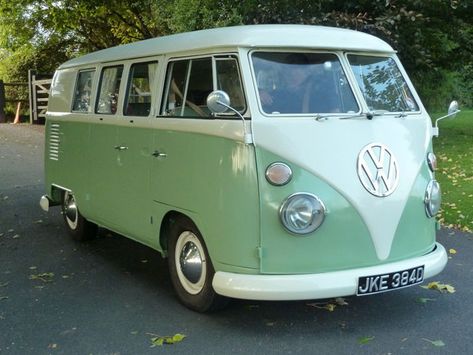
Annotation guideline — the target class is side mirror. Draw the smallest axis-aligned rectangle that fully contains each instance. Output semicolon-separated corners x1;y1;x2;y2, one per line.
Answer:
448;100;459;116
206;90;253;144
207;90;231;114
432;100;461;137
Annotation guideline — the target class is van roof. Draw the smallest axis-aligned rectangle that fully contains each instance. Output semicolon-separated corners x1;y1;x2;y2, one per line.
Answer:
59;24;395;69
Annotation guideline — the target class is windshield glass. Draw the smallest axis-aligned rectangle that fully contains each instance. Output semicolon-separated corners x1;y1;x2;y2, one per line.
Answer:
348;55;419;112
252;52;359;115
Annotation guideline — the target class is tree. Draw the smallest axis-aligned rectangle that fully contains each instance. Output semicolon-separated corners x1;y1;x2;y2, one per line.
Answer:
0;0;471;108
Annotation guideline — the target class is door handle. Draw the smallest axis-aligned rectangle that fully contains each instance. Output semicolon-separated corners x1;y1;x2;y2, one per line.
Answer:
152;150;167;158
114;145;128;151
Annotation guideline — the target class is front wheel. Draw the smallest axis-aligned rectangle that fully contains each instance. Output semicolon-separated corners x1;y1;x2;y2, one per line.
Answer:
168;217;228;312
61;191;97;241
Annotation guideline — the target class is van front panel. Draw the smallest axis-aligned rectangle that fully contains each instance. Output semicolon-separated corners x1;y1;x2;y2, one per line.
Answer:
252;115;435;274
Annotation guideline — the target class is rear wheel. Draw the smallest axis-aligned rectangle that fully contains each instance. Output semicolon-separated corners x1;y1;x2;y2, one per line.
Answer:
168;216;228;312
61;191;97;241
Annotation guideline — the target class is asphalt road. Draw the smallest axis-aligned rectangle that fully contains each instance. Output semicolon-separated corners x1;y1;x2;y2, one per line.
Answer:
0;123;472;355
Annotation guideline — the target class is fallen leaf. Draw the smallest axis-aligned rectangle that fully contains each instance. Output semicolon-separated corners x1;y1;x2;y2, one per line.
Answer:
422;338;445;347
29;273;55;282
7;229;14;233
0;296;8;301
148;333;186;347
29;266;37;270
307;298;349;311
358;336;375;345
245;304;260;310
307;302;337;311
335;297;349;306
12;234;20;239
416;297;436;304
141;259;148;263
324;303;336;312
421;281;455;293
449;248;457;254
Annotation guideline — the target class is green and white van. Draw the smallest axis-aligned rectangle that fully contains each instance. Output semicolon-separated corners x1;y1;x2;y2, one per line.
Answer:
40;25;454;312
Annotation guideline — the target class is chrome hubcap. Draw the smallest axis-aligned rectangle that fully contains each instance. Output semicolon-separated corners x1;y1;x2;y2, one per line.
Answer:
179;241;203;284
64;192;78;230
175;231;206;295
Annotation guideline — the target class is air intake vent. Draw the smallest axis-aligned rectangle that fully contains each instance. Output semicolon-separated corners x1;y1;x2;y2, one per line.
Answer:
49;123;60;161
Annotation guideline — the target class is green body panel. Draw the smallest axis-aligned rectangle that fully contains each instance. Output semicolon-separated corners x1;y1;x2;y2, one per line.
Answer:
84;120;119;226
45;119;91;205
389;153;436;258
45;117;261;272
150;126;260;271
113;124;154;240
255;148;436;274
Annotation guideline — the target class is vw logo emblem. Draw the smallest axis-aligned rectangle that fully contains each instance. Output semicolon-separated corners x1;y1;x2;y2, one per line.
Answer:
357;143;399;197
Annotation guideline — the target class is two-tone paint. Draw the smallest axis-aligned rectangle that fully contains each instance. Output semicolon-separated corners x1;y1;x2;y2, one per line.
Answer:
42;25;447;302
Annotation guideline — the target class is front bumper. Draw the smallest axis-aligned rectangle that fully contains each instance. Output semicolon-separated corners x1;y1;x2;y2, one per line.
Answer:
212;242;447;300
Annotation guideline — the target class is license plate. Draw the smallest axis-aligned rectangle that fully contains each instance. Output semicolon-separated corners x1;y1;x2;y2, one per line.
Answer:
357;265;424;296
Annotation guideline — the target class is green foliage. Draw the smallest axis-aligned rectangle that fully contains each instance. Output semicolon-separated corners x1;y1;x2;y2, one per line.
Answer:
413;70;473;111
433;110;473;232
0;0;471;106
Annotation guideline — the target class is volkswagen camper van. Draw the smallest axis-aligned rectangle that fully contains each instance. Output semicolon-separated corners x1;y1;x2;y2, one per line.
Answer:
40;25;453;312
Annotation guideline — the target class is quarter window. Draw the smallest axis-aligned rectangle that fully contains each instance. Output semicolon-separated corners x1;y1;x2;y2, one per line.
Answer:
124;61;158;117
216;58;245;112
96;65;124;114
72;70;95;112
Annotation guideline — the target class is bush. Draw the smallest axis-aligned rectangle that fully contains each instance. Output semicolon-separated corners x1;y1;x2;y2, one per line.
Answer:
412;69;473;112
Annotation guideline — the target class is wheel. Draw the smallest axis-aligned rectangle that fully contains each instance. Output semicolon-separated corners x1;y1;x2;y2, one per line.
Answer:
168;216;228;312
61;191;97;241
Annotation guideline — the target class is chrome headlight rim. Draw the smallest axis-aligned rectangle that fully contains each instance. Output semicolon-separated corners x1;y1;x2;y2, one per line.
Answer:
424;180;441;218
427;152;437;172
265;162;293;186
279;192;326;235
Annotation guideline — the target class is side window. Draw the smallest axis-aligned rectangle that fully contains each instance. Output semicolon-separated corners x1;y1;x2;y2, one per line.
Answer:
216;58;245;112
72;70;95;112
124;61;158;117
163;58;212;117
162;56;245;118
96;65;123;114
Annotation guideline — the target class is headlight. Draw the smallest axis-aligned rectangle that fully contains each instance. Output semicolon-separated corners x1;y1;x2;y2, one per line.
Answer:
424;180;441;218
266;162;292;186
279;193;325;235
427;152;437;172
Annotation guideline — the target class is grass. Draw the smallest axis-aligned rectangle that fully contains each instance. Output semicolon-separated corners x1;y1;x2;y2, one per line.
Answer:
432;109;473;232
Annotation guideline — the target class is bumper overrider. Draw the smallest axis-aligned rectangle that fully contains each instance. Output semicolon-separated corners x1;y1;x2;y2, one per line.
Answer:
212;243;447;300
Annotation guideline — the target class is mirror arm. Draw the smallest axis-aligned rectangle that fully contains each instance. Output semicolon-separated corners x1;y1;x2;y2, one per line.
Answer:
217;101;253;144
432;109;461;137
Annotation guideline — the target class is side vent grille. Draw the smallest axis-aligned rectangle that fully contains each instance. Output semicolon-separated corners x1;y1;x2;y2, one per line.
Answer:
49;123;60;161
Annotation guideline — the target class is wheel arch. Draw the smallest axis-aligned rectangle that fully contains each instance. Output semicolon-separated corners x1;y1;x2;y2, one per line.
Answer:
159;210;202;256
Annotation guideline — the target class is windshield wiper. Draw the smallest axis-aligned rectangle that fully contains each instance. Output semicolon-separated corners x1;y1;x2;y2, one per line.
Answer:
395;111;408;118
315;110;386;121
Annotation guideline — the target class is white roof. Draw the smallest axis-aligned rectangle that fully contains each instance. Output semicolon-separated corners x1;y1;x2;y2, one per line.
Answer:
59;25;395;69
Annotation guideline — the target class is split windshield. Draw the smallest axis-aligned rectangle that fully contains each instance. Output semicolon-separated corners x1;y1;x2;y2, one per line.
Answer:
348;55;418;112
252;51;419;115
252;52;358;115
